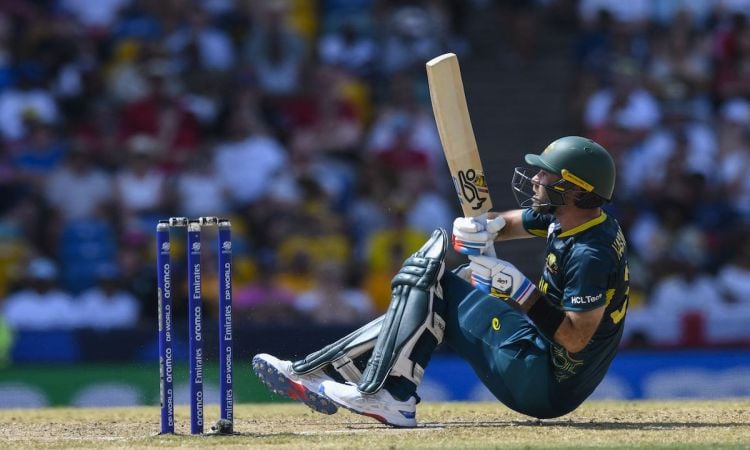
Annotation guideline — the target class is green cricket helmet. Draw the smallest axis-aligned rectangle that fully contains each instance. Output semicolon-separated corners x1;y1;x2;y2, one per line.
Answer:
512;136;616;210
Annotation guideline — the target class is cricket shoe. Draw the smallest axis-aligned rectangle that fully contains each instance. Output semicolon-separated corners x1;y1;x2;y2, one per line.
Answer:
319;380;417;427
252;353;338;415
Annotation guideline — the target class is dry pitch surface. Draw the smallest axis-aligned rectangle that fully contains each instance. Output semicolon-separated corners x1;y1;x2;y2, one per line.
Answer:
1;400;749;449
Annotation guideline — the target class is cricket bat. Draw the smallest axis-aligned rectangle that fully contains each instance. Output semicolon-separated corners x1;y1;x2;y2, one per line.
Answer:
426;53;492;218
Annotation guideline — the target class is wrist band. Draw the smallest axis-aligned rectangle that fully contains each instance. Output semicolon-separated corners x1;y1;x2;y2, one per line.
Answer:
526;294;565;338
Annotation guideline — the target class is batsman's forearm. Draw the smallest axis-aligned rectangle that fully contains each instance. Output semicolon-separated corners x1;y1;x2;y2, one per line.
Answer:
553;318;592;354
489;209;532;241
553;307;605;353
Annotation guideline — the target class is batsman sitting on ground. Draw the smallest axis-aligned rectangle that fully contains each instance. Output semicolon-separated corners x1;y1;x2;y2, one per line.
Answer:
253;136;629;426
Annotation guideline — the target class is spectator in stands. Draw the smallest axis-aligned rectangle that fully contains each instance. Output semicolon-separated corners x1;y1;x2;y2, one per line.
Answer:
173;147;229;218
402;169;454;235
584;58;661;158
713;13;750;100
362;238;407;314
367;73;442;168
0;65;59;142
717;98;750;219
364;207;428;276
294;261;374;325
346;165;390;260
2;258;77;330
233;254;300;325
379;4;446;77
59;0;132;33
274;247;317;296
629;198;708;269
44;142;114;223
116;231;156;322
105;40;150;105
374;113;430;173
212;109;287;208
164;9;235;73
0;14;12;92
659;257;721;328
243;1;307;97
118;59;201;173
706;227;750;342
288;65;365;160
495;0;542;65
574;8;615;81
622;98;716;199
645;11;713;120
114;134;166;234
626;254;722;347
76;264;140;330
578;0;650;30
0;199;34;298
318;20;377;79
274;182;351;276
717;229;750;308
9;117;67;185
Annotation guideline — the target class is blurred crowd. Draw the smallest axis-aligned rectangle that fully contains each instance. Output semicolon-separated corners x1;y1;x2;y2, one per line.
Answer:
1;0;750;356
569;0;750;346
0;0;468;347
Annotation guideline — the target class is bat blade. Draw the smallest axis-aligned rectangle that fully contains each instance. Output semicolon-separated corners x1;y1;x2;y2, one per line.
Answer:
426;53;492;218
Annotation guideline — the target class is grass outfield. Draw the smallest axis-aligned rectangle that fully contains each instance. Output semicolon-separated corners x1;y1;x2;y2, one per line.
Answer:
0;400;748;449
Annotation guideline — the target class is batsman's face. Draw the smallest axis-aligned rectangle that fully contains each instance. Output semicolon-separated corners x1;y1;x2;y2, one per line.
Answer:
510;166;567;212
531;170;558;206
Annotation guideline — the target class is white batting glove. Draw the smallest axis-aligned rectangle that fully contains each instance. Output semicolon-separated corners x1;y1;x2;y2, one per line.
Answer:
468;255;536;303
452;215;506;255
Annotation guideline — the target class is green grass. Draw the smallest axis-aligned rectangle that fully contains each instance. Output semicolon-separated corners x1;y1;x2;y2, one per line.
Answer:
1;400;749;449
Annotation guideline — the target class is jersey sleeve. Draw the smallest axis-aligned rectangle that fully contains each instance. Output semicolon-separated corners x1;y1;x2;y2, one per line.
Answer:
561;247;612;312
521;209;554;238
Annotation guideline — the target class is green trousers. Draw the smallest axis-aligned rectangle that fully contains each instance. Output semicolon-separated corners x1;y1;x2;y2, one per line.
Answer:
442;272;566;418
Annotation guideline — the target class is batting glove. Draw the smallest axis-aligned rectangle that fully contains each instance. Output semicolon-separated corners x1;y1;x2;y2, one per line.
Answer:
452;215;506;256
468;255;536;303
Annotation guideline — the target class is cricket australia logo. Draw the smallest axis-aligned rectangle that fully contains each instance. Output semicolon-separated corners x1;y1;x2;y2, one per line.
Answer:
545;253;558;274
222;241;232;252
161;242;170;253
454;169;489;211
191;242;201;252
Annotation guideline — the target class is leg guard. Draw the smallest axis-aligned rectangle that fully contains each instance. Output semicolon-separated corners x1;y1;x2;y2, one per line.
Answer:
357;228;448;395
292;316;384;383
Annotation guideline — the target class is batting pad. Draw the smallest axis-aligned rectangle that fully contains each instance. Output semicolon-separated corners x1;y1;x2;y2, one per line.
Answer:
357;229;447;395
292;316;384;383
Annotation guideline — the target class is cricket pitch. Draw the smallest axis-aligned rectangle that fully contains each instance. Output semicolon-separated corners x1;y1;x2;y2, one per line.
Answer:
1;400;748;449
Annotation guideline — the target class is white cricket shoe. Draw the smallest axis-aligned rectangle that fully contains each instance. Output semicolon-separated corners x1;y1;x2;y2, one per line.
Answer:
252;353;338;414
319;380;417;427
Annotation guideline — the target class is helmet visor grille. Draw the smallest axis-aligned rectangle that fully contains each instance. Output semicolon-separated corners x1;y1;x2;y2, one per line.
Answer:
511;167;568;209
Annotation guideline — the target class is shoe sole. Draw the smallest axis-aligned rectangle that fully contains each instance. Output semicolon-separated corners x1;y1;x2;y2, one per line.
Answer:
252;355;338;415
319;384;415;428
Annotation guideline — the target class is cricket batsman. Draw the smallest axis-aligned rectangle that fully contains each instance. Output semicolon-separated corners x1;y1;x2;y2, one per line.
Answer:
253;136;629;426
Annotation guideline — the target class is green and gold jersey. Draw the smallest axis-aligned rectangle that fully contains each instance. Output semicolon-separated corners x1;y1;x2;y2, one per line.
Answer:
523;209;629;407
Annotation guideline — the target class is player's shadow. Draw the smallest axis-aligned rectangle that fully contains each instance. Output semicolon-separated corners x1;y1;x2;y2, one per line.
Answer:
406;420;748;430
231;419;747;436
529;420;747;430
